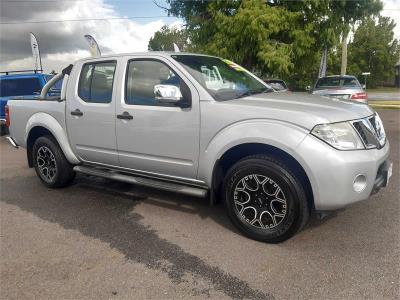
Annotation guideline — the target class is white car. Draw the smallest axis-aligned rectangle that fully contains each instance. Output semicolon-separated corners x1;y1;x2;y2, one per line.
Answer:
308;75;368;103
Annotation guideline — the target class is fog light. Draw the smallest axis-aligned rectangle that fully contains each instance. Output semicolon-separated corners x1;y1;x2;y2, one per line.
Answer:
353;175;367;192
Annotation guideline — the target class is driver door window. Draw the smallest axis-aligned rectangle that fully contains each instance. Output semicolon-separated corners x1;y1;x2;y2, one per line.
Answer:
125;59;181;106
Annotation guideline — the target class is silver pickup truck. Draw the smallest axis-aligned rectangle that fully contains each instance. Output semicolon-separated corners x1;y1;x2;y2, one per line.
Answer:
6;52;392;243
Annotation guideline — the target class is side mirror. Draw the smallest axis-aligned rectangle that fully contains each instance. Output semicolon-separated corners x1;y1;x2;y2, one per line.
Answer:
305;85;311;91
362;84;366;90
154;84;182;104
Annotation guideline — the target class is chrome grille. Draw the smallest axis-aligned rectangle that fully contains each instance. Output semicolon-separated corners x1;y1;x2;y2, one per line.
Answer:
352;114;386;149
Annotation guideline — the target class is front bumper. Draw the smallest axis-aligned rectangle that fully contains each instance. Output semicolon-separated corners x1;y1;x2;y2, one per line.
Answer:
371;159;392;195
296;134;391;210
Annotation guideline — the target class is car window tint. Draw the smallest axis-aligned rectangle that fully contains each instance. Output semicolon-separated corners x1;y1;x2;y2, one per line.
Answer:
172;55;267;101
316;77;341;88
316;77;360;89
125;60;181;106
0;77;42;97
342;78;359;87
78;61;116;103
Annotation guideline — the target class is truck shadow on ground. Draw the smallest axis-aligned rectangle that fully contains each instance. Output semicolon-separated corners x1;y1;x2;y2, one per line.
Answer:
1;173;274;300
75;174;333;232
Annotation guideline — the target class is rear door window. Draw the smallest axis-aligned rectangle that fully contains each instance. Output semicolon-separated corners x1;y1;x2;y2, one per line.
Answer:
78;61;116;103
0;77;42;97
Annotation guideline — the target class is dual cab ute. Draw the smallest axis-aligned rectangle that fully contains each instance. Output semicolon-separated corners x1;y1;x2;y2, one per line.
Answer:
6;53;392;242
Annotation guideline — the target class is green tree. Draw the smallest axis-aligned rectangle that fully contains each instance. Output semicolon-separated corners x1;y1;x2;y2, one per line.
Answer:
162;0;384;89
327;0;382;75
148;25;188;51
347;16;400;87
166;0;323;80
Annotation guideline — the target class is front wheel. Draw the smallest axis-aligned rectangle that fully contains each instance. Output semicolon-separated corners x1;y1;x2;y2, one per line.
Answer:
32;136;75;188
223;155;309;243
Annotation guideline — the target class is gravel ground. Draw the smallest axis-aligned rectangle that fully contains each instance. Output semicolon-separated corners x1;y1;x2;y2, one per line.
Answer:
0;110;399;300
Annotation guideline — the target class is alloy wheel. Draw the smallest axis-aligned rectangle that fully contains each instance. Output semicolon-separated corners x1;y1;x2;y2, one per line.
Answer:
233;174;287;229
36;146;57;182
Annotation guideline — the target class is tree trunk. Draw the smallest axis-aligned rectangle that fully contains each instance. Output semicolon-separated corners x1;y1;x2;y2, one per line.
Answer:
340;28;349;76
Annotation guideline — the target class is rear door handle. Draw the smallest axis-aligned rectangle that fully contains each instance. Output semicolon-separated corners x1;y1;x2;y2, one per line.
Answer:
70;109;83;116
117;111;133;120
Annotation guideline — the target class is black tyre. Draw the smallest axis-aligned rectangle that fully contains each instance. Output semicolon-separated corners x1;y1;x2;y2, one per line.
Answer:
32;136;75;188
223;155;309;243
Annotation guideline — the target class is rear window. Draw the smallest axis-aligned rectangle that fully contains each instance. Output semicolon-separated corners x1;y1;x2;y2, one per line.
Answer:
0;77;42;97
315;77;360;89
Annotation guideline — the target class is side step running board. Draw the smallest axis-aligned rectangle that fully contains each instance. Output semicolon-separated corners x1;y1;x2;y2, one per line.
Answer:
73;165;208;198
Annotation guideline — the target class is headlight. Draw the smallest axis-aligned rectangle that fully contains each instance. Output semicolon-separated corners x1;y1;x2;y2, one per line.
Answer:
311;122;365;150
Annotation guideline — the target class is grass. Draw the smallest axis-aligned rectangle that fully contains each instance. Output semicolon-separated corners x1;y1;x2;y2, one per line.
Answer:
369;100;400;109
366;87;400;93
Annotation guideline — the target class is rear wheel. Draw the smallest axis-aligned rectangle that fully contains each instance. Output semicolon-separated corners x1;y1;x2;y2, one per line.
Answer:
223;155;309;243
32;136;75;188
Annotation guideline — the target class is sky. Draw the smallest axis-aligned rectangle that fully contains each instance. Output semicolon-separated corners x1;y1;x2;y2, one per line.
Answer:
0;0;399;73
0;0;181;72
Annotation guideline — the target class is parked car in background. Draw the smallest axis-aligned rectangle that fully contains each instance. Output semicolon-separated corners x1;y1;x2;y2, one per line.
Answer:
264;79;289;92
307;75;368;103
5;53;391;243
0;71;62;135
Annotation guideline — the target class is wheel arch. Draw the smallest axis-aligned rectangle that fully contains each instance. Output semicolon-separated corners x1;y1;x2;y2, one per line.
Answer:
25;113;80;167
211;143;315;210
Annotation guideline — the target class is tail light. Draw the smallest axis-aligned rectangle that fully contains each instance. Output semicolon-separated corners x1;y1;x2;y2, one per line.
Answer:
5;105;10;127
351;92;368;101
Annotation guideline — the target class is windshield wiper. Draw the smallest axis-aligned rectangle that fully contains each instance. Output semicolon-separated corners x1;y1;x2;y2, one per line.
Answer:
235;88;273;99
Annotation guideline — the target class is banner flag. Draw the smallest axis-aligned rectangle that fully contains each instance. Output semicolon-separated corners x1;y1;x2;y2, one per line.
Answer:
84;34;102;57
173;43;180;52
318;47;328;78
30;33;42;71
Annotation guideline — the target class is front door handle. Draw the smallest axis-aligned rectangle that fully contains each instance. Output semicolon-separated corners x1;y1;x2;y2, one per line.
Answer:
71;109;83;116
117;111;133;120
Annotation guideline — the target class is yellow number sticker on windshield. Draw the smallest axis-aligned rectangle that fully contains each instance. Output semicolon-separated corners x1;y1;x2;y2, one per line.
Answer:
222;59;245;72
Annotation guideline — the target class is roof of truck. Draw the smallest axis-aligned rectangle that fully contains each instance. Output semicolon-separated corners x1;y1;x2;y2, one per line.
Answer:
76;51;217;63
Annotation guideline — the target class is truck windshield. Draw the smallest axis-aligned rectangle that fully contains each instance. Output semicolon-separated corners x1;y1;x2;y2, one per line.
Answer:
171;55;271;101
0;77;42;97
